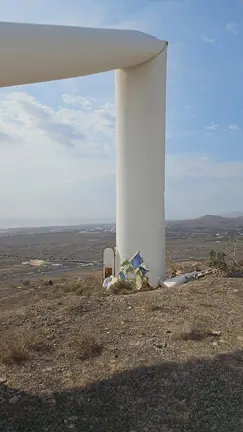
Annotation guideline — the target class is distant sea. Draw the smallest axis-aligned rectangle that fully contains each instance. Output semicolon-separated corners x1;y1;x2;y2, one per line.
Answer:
0;218;115;229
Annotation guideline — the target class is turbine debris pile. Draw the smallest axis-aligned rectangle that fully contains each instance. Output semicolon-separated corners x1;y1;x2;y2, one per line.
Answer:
103;251;149;291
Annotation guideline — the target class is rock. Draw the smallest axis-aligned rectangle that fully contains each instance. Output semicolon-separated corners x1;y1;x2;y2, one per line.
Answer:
181;321;206;341
182;322;193;335
154;342;167;349
209;330;221;337
9;395;21;404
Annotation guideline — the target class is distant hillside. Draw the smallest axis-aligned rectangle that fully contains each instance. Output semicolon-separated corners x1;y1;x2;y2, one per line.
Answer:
197;215;230;223
221;211;243;218
166;214;243;231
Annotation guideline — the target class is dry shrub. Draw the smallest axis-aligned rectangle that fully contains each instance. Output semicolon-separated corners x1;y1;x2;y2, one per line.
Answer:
68;275;104;297
36;287;64;301
42;280;54;287
107;280;136;295
166;252;183;277
67;334;103;360
32;274;104;302
0;328;48;365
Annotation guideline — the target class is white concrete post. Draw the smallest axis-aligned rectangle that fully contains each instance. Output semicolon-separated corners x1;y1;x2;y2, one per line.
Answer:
115;46;167;287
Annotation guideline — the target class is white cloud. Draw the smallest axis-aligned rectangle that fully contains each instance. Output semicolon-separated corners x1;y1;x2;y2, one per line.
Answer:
205;124;242;133
226;22;239;36
201;34;216;44
1;90;243;223
205;122;219;131
0;92;115;155
0;91;116;220
61;94;96;109
228;124;241;131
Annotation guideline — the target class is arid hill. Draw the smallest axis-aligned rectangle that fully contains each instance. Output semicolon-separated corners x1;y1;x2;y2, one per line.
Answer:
167;214;243;231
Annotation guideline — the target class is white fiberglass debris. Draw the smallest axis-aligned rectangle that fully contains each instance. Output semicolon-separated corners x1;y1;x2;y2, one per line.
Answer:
162;271;198;288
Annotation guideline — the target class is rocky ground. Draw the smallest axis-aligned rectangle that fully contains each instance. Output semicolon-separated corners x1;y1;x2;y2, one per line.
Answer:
1;272;243;431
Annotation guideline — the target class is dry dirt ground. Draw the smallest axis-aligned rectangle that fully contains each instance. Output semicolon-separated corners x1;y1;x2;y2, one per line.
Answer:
1;273;243;431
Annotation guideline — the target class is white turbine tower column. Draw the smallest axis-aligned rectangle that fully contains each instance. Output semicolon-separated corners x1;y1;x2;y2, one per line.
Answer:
116;47;167;287
0;22;168;286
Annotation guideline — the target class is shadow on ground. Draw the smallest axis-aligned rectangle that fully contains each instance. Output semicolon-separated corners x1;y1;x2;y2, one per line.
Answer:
1;350;243;431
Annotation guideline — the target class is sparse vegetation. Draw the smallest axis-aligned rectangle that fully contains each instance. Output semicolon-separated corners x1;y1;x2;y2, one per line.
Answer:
107;279;137;295
66;334;103;360
209;249;227;271
209;237;243;274
0;328;47;365
2;267;243;430
166;251;183;277
3;221;243;429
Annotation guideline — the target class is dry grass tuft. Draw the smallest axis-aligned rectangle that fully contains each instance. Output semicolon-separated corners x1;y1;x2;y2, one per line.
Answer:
65;275;105;297
107;280;136;295
180;320;210;341
0;328;48;365
66;334;103;361
32;275;105;302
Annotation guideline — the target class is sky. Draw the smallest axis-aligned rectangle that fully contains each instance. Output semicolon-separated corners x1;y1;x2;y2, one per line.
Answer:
1;0;243;227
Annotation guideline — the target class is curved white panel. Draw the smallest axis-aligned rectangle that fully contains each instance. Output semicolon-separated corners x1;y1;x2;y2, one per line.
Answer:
0;22;166;87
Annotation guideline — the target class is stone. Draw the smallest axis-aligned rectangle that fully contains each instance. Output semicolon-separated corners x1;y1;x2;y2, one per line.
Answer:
209;330;221;337
9;395;21;404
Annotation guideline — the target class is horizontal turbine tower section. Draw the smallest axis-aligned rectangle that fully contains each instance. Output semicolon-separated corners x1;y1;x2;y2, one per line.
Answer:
0;22;167;87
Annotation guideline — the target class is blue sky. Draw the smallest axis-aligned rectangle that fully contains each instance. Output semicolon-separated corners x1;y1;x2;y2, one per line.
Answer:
0;0;243;226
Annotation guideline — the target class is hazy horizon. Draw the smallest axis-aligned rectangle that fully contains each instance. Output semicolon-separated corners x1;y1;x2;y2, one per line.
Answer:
1;211;243;230
0;217;116;230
